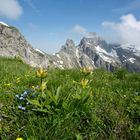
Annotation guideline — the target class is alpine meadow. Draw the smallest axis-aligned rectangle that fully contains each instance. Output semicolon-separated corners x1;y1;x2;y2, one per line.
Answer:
0;57;140;139
0;0;140;139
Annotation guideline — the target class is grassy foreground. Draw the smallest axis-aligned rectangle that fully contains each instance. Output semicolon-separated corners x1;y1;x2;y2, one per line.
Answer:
0;57;140;140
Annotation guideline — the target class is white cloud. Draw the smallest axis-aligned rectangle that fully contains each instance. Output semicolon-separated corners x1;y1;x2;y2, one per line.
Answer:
0;0;23;19
102;14;140;49
72;25;88;36
72;25;96;38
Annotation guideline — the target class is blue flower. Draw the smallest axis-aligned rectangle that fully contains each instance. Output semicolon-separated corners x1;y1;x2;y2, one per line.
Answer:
23;91;28;95
15;94;19;98
19;97;25;100
134;92;140;96
18;105;26;110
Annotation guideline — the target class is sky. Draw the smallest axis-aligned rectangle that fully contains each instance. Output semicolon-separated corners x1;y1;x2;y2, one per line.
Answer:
0;0;140;53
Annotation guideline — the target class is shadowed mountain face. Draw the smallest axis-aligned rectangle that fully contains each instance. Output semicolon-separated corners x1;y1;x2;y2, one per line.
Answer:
0;22;140;72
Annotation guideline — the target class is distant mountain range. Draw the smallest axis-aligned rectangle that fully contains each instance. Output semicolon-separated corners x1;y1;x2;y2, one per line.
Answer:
0;21;140;72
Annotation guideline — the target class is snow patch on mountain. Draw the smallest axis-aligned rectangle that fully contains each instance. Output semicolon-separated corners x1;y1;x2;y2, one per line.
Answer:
95;45;117;63
108;49;118;58
123;58;136;63
134;51;140;57
59;60;63;64
127;58;136;63
99;53;114;63
35;48;45;55
123;55;126;58
76;48;79;58
56;54;61;59
0;21;9;27
95;45;107;54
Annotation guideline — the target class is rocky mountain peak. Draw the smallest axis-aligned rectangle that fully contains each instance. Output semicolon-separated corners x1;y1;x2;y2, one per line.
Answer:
0;22;140;72
60;39;76;54
80;32;107;49
65;39;75;47
0;22;50;68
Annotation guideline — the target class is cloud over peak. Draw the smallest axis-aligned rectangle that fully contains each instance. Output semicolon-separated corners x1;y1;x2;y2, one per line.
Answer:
102;14;140;49
72;25;97;38
0;0;23;20
72;25;88;36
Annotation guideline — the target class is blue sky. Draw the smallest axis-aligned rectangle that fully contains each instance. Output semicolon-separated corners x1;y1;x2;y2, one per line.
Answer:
0;0;140;53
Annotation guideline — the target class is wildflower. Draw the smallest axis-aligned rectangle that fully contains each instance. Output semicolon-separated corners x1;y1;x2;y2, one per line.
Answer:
35;85;39;89
26;102;29;105
18;105;26;110
31;85;35;89
23;91;28;95
19;97;25;100
24;89;32;94
36;67;47;78
16;78;21;83
15;94;19;98
134;92;140;96
21;91;28;98
81;67;92;76
81;79;89;89
123;95;126;98
16;137;23;140
4;83;11;87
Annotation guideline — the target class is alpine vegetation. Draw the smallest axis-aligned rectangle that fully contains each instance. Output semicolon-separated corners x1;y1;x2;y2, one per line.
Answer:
0;57;140;139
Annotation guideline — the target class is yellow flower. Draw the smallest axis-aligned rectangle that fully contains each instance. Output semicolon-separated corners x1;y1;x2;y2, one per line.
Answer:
36;67;47;78
81;79;89;89
4;83;11;87
16;138;23;140
81;67;92;76
16;78;21;83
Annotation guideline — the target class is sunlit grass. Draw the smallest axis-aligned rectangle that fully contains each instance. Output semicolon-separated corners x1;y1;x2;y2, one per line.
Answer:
0;57;140;140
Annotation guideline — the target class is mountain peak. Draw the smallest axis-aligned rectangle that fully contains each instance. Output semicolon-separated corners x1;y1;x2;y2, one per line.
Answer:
0;24;140;72
65;39;75;47
80;32;104;47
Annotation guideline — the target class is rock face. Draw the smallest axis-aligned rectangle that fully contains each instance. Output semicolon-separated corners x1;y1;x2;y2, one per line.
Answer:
0;22;50;67
54;33;140;72
0;22;140;72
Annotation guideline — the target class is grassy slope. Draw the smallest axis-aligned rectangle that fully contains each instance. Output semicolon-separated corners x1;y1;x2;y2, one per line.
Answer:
0;57;140;140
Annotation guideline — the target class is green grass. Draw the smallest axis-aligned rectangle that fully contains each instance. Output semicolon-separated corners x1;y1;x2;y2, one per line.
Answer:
0;57;140;140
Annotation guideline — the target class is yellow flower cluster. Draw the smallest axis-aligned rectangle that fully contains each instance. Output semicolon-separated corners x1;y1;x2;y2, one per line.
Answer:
16;138;23;140
36;67;47;78
81;79;89;89
81;67;92;76
4;83;12;87
16;77;21;83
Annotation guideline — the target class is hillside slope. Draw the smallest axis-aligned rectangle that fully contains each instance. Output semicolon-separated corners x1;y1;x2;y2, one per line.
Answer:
0;57;140;139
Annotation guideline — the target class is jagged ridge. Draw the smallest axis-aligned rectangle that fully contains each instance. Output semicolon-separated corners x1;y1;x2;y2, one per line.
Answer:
0;22;140;72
